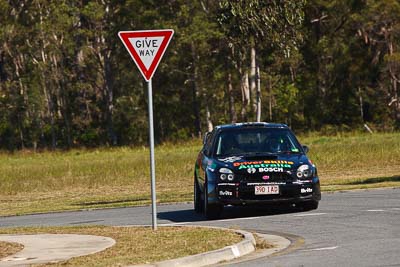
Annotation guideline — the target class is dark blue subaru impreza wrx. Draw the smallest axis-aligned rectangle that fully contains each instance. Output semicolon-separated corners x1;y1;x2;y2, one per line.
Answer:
194;122;321;219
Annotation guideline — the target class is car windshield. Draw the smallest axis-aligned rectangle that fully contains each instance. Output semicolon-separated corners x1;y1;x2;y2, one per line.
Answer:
214;128;302;157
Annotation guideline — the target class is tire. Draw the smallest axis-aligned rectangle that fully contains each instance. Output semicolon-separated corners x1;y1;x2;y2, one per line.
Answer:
203;181;223;219
194;178;202;213
299;201;319;211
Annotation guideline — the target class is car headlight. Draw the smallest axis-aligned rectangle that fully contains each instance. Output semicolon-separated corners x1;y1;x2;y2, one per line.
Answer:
220;168;234;181
296;164;313;179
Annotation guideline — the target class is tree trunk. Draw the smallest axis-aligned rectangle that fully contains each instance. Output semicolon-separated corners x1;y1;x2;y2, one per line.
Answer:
37;2;55;149
206;105;213;132
53;53;72;149
104;49;117;145
18;119;25;150
268;76;272;121
14;56;27;149
241;71;250;121
41;73;56;150
388;39;400;123
250;45;257;117
190;41;212;133
228;73;237;123
358;87;364;122
192;78;201;137
256;66;261;122
191;42;201;137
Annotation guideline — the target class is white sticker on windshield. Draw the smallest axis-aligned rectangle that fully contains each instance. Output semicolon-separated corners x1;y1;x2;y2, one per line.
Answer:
219;156;242;163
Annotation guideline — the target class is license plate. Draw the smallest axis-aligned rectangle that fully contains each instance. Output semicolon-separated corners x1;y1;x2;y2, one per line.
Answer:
255;185;279;195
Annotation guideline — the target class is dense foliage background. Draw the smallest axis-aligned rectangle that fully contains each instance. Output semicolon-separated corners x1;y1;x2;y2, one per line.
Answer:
1;0;399;150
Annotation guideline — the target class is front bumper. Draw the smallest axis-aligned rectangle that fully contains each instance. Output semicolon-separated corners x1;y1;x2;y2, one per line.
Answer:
213;178;321;205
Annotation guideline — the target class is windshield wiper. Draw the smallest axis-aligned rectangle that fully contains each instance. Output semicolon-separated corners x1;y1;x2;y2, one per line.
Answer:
242;152;277;156
277;150;302;154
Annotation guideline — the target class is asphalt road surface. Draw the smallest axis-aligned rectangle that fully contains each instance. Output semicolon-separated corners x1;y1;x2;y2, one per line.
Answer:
1;188;399;267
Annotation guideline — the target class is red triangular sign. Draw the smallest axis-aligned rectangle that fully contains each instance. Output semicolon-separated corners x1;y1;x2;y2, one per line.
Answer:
118;29;174;81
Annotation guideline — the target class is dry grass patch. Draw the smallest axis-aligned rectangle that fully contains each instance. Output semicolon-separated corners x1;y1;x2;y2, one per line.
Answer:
253;234;274;250
0;241;23;259
0;226;242;267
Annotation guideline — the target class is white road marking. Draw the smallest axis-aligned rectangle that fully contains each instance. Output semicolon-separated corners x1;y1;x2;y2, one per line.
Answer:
301;246;338;252
160;216;262;226
366;208;400;212
215;216;261;223
366;209;385;212
293;213;326;217
3;257;28;262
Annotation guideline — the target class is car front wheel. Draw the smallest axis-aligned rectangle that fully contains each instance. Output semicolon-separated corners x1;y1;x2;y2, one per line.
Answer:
194;178;202;213
203;181;223;219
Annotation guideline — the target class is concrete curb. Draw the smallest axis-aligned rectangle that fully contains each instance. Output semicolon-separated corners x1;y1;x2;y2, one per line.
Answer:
0;226;292;267
0;234;115;267
130;227;256;267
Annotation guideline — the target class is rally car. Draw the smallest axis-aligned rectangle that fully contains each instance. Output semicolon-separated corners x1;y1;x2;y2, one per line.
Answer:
194;122;321;219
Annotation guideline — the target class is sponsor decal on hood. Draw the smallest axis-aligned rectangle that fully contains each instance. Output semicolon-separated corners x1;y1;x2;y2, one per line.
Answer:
247;167;284;173
234;160;294;170
219;156;243;163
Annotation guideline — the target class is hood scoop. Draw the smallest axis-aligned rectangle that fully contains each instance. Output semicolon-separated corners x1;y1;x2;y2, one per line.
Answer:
244;154;278;160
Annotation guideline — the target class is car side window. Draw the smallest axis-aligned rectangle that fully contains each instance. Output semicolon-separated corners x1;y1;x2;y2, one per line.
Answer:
203;130;215;157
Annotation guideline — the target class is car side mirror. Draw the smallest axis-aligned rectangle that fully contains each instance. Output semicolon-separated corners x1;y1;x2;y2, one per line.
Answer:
203;132;211;145
302;145;309;154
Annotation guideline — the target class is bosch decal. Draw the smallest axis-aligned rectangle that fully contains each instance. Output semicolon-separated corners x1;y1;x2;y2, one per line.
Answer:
258;167;283;172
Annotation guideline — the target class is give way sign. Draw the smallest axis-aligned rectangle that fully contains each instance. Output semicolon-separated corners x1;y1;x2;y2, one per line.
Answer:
118;29;174;81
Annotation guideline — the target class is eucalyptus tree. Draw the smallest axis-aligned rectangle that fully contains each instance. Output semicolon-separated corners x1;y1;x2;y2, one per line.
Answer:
170;1;224;134
0;0;30;149
0;0;52;149
79;0;120;145
218;0;306;122
352;0;400;127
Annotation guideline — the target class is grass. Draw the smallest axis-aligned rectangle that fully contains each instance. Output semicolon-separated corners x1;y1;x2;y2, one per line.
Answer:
0;133;399;216
302;132;400;182
0;241;23;259
254;234;274;250
0;226;242;266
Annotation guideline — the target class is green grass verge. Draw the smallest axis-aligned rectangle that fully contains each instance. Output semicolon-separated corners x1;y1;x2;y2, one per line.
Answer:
0;226;242;266
0;133;399;216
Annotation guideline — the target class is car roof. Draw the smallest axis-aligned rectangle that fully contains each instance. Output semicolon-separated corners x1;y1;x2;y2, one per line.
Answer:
215;122;289;130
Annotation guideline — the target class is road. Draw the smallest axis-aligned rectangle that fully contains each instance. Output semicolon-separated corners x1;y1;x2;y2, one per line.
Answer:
1;188;399;267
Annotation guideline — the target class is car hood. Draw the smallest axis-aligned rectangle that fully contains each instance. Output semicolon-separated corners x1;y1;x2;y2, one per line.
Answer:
216;153;310;174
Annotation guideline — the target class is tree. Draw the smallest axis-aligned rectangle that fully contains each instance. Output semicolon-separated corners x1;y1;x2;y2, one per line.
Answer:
218;0;306;122
353;0;400;127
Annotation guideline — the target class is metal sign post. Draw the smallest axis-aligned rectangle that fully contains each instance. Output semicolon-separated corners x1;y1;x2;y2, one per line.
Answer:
147;78;157;230
118;29;174;231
